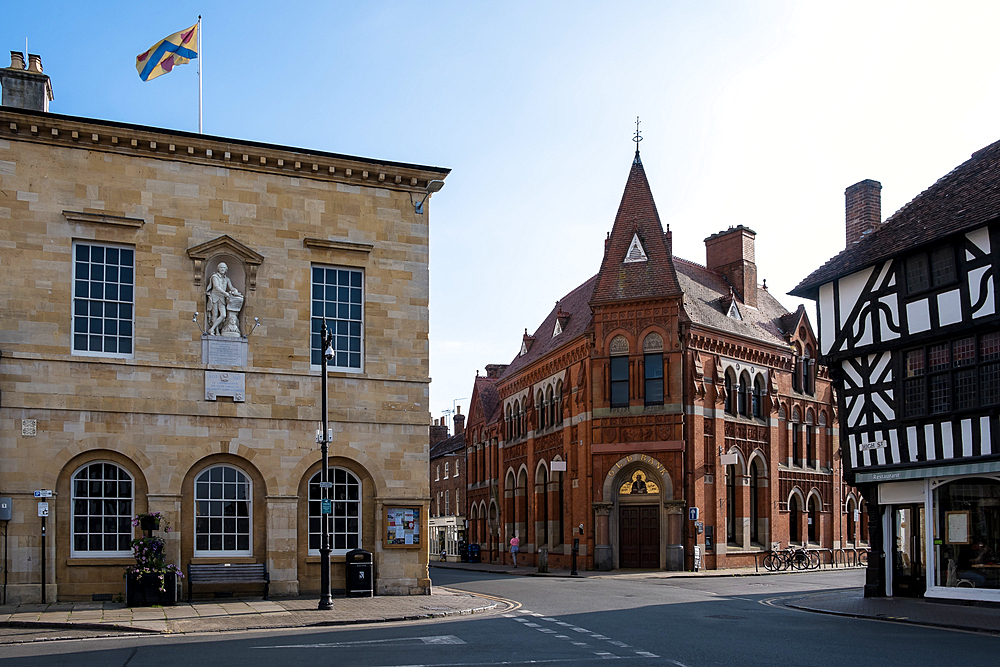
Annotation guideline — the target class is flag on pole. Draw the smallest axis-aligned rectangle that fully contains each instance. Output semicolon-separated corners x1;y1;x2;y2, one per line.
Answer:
135;23;199;82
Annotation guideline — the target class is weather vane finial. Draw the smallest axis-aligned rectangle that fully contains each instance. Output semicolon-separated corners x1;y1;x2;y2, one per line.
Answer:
633;116;642;156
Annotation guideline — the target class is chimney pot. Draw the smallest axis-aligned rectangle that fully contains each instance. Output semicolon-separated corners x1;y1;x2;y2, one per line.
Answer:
27;54;42;73
1;51;53;112
9;51;25;70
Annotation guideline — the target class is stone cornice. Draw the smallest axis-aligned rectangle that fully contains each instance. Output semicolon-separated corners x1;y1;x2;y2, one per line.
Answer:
303;238;375;254
1;108;449;191
63;210;144;228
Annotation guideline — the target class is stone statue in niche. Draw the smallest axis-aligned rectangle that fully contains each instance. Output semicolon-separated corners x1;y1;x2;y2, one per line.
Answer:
206;262;243;337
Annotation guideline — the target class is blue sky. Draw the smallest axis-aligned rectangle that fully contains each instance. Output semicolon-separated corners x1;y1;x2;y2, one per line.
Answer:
6;1;1000;430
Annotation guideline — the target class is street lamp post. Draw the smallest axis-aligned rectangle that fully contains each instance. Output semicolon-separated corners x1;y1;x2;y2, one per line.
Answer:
317;320;335;610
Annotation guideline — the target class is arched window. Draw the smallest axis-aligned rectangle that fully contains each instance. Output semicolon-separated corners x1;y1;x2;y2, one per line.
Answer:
752;376;764;418
846;497;857;544
554;381;563;426
789;494;801;543
792;348;802;393
537;390;546;431
738;372;750;416
807;494;820;543
724;371;736;415
546;386;555;428
791;408;801;466
505;404;513;440
749;459;761;545
444;462;449;478
71;462;134;556
195;464;251;556
513;400;521;439
806;410;815;467
610;336;630;408
803;347;813;395
308;467;360;554
643;333;664;406
726;463;737;545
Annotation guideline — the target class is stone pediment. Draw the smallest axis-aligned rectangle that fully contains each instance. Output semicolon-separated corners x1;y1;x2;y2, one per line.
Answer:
187;235;264;292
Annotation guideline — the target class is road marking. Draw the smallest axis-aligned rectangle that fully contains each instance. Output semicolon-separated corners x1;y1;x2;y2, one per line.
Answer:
609;641;630;647
254;635;466;649
538;628;557;633
635;651;659;658
573;642;589;646
554;635;570;639
524;623;541;627
590;634;609;639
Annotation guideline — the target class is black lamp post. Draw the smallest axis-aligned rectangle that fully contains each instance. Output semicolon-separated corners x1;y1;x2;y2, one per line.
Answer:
317;320;335;610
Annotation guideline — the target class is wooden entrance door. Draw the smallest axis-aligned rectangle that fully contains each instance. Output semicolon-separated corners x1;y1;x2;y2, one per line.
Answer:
620;505;659;568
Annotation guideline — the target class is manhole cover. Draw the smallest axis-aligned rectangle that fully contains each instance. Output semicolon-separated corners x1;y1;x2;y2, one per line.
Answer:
706;614;745;620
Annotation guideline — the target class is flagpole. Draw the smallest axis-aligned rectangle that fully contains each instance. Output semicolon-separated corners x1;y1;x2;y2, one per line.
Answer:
198;15;203;134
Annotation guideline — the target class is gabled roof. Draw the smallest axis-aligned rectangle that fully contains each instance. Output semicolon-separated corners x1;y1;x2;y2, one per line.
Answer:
470;374;502;428
500;275;597;379
791;138;1000;298
591;153;681;303
675;257;792;348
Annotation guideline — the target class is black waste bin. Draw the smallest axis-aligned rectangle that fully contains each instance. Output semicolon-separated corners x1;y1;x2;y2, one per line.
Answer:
459;542;469;562
468;543;481;563
345;548;373;597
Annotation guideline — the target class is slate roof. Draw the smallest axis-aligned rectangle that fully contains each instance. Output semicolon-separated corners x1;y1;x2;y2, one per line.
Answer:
592;153;681;303
430;431;465;460
791;138;1000;298
499;275;598;380
674;257;792;348
471;374;502;427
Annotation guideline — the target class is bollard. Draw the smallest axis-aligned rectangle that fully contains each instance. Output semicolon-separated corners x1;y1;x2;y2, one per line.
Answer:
538;547;549;573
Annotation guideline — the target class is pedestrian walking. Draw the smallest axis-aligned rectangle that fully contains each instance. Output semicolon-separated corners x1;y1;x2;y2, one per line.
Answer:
510;533;520;567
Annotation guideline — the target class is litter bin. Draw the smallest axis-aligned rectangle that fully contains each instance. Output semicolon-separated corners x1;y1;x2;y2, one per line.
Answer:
345;548;373;597
459;542;469;563
468;543;481;563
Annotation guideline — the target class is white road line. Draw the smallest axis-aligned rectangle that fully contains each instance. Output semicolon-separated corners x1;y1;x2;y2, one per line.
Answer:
254;635;466;649
524;623;540;627
554;635;570;639
609;641;629;647
635;651;659;658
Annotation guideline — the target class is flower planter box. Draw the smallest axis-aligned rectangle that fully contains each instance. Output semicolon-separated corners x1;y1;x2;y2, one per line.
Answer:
126;572;177;607
139;516;162;532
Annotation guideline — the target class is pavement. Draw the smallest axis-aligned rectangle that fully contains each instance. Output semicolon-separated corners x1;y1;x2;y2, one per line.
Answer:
0;561;996;642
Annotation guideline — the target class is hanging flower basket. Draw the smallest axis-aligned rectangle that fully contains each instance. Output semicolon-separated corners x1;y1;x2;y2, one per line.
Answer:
133;511;171;534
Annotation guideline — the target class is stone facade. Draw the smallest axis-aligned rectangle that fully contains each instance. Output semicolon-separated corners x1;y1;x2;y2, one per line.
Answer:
0;62;447;601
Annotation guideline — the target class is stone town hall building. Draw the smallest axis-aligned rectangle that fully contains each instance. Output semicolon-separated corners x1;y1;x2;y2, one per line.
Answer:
0;54;446;602
464;148;863;571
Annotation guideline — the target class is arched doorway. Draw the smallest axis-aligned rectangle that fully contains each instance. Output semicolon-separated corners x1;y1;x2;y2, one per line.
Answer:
618;469;660;568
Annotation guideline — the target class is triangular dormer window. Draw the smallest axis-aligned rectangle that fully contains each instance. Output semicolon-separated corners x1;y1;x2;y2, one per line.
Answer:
520;328;535;356
520;341;529;356
727;300;743;321
624;233;648;263
553;319;563;337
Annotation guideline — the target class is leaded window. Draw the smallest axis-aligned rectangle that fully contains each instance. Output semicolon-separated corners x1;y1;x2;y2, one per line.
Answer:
194;465;251;555
71;462;133;556
308;468;360;553
72;242;135;357
610;356;629;408
644;353;663;405
903;332;1000;417
311;266;363;369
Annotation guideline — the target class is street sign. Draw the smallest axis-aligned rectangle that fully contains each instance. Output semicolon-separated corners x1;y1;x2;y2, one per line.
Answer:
37;502;49;517
319;481;333;488
321;499;332;514
33;490;52;498
688;507;699;521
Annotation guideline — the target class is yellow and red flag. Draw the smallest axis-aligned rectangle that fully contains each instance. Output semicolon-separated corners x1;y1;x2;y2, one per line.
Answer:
135;23;198;82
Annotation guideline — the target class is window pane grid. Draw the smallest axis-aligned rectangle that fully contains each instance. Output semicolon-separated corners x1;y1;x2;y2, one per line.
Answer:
195;466;251;555
904;333;1000;418
308;468;361;553
73;243;134;356
72;463;133;555
311;266;363;369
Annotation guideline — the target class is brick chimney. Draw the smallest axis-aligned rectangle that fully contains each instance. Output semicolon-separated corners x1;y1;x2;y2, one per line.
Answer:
705;225;757;308
1;52;54;112
484;364;508;379
845;179;882;246
453;405;465;435
429;418;449;447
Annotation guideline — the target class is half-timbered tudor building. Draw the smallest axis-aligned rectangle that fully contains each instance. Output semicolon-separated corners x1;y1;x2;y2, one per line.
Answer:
465;149;851;571
793;146;1000;602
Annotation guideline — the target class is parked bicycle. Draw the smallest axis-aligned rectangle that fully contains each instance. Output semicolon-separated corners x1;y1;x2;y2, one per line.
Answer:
763;546;820;571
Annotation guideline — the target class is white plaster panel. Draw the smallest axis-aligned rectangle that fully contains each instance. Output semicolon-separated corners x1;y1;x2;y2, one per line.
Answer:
906;425;919;461
924;424;936;460
838;266;874;350
878;293;900;341
973;274;995;319
982;416;993;455
936;289;962;327
906;299;931;334
889;429;900;464
848;434;858;468
818;282;835;355
941;421;954;459
966;226;991;255
962;419;973;458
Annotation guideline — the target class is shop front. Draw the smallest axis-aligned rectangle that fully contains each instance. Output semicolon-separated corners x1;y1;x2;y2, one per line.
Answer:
870;465;1000;602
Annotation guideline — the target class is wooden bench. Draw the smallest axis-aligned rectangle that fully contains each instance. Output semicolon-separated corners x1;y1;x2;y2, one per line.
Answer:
187;563;269;601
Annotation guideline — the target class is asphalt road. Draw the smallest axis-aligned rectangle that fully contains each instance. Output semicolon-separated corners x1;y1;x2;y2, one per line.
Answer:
0;569;997;666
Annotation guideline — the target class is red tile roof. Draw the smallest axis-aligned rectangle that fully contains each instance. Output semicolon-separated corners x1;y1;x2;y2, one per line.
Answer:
592;153;681;303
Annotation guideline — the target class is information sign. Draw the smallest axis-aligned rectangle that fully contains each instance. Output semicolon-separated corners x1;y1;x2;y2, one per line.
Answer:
321;499;332;514
37;502;49;517
33;490;52;498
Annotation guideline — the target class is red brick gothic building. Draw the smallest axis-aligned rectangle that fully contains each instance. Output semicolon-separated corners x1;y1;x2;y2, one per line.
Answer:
463;150;862;571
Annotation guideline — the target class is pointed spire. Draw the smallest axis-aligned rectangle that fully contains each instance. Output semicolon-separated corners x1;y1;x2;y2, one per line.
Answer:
633;116;642;164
